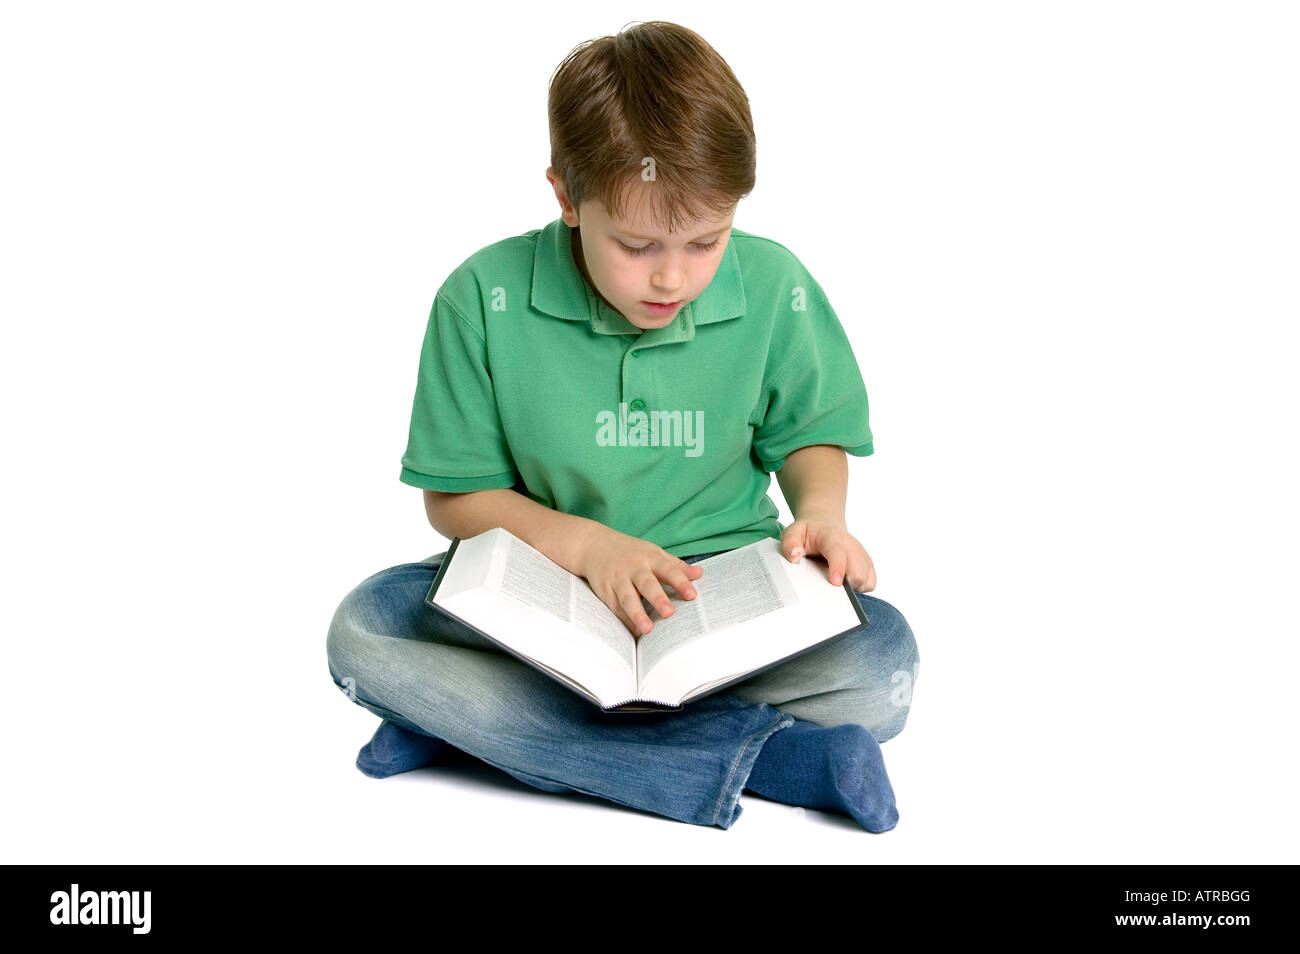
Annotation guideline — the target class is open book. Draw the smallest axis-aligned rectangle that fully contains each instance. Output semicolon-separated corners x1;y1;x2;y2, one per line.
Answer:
424;527;869;713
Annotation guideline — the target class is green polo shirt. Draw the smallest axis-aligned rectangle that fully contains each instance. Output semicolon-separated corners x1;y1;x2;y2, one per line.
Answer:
399;217;874;558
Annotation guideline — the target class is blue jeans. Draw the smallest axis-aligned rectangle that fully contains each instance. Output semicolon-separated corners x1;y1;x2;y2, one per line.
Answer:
325;548;920;829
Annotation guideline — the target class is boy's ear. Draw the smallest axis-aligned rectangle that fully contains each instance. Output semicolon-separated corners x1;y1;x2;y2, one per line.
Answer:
546;167;580;225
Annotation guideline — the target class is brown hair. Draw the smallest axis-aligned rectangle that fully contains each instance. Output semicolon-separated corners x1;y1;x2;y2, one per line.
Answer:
547;21;756;234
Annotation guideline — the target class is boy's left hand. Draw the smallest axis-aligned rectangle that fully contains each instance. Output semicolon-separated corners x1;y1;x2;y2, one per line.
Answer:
781;512;877;593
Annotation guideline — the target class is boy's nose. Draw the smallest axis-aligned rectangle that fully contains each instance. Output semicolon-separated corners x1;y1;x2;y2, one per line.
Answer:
651;260;687;291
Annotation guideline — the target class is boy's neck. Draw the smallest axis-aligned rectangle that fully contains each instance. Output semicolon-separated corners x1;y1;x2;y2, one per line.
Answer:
569;224;591;288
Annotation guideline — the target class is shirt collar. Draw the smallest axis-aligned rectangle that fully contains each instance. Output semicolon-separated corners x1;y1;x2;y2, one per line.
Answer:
531;216;745;344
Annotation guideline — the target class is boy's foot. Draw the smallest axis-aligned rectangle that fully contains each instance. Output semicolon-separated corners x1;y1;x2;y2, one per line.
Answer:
744;719;899;832
355;718;473;778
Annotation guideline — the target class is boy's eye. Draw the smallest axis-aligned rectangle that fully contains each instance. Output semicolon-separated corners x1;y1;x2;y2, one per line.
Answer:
617;238;722;256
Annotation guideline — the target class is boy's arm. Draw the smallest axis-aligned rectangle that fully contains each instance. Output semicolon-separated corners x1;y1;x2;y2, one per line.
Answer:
423;488;603;578
774;444;849;526
774;444;877;590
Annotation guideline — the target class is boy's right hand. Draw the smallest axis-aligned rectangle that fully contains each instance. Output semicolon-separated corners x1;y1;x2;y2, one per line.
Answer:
576;526;704;639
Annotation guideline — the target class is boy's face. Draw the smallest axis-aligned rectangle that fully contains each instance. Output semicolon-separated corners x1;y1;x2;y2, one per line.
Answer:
547;167;736;330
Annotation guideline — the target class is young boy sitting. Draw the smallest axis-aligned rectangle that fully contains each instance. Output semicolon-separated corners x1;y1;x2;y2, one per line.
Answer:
326;20;919;832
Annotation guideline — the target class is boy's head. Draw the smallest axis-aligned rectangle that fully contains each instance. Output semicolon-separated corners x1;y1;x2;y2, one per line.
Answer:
545;21;756;330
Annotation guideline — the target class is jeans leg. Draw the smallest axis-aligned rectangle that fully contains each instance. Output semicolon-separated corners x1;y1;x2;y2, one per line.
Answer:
325;558;793;829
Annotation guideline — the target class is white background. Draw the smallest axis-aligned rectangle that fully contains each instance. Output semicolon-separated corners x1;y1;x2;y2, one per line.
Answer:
3;0;1296;863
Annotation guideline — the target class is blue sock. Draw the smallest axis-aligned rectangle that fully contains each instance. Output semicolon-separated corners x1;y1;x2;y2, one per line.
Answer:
355;718;472;778
744;719;899;832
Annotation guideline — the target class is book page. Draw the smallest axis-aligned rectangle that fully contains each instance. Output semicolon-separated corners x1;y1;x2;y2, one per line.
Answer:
429;529;638;707
636;537;863;704
485;534;636;673
635;543;798;683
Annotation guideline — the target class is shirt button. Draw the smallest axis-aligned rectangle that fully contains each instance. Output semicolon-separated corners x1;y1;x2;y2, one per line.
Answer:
631;349;641;358
629;398;645;412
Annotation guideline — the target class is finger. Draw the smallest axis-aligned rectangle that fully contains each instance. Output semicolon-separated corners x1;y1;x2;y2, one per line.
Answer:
635;569;677;619
849;558;870;592
598;577;649;638
669;562;701;599
612;606;636;637
603;594;639;638
673;560;705;586
618;603;648;638
594;583;637;637
842;552;864;591
826;546;849;586
783;525;808;563
617;580;655;635
856;550;876;592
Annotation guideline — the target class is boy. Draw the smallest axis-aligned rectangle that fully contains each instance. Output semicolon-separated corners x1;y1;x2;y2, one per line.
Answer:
326;21;919;832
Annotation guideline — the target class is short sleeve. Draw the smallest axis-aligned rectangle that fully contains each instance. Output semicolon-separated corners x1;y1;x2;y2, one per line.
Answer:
398;291;520;491
750;302;875;473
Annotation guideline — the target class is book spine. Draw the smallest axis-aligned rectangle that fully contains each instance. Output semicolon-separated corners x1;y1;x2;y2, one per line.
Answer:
604;699;684;713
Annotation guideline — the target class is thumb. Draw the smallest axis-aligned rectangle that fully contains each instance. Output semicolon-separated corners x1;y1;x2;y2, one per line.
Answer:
782;522;808;563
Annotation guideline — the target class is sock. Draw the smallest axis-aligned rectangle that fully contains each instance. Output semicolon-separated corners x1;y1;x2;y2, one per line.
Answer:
744;719;899;832
355;718;473;779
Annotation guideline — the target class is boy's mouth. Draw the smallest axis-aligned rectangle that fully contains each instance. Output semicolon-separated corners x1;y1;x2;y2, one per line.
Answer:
642;300;681;314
